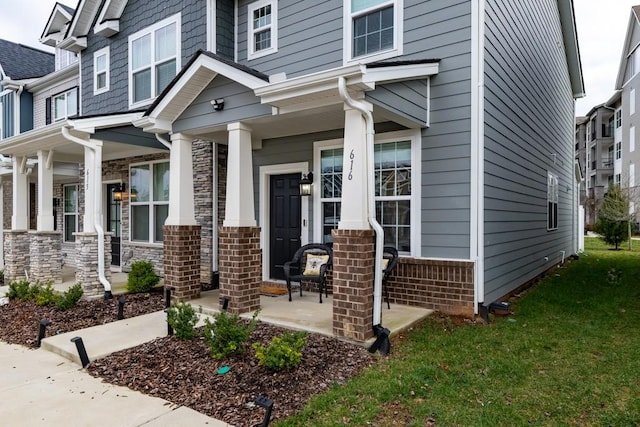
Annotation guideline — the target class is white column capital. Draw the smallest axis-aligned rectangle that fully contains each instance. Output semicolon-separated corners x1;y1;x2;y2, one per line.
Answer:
165;134;197;226
227;122;252;133
37;150;55;231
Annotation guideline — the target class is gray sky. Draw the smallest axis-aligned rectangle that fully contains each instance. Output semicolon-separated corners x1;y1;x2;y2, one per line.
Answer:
0;0;636;116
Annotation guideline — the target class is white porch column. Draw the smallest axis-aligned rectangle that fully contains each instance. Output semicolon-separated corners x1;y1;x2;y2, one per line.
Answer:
0;176;4;268
166;132;197;225
11;156;29;230
37;150;55;231
83;146;95;233
338;103;371;230
224;122;256;227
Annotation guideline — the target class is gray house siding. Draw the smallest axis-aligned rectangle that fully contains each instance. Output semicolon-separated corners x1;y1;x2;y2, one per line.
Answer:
366;80;429;126
173;76;272;133
1;92;14;138
216;0;235;59
81;0;207;116
483;0;576;303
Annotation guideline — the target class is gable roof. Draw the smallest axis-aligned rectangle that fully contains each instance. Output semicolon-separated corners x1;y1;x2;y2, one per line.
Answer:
0;39;54;80
58;0;102;52
557;0;585;98
40;2;76;47
615;6;640;89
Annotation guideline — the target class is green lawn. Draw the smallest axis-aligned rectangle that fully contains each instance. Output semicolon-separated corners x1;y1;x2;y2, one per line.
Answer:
279;237;640;426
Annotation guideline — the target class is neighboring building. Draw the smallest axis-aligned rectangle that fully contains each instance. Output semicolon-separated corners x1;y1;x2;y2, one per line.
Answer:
615;6;640;226
0;0;583;341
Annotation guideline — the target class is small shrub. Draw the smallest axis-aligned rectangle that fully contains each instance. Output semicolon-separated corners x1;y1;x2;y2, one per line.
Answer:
7;280;31;300
253;331;307;371
35;282;58;306
166;302;200;340
126;261;160;293
55;284;83;311
203;309;259;359
0;269;4;283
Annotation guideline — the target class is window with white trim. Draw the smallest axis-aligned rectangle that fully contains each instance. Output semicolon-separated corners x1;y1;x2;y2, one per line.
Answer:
94;47;110;95
316;132;418;253
616;109;622;128
128;14;181;107
53;88;78;121
615;173;621;185
631;88;636;115
247;0;277;59
345;0;403;63
631;163;636;188
130;161;170;243
55;47;78;71
631;126;636;153
64;184;78;242
616;141;622;159
547;172;558;231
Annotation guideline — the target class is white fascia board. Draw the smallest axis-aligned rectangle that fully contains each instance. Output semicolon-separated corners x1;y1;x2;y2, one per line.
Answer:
363;62;439;85
69;112;144;133
94;0;128;36
26;62;80;92
0;122;69;156
131;116;172;133
198;55;269;90
57;36;88;53
94;21;120;37
66;0;101;38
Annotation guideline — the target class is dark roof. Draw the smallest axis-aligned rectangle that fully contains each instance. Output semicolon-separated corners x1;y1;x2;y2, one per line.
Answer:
367;58;441;68
0;39;54;80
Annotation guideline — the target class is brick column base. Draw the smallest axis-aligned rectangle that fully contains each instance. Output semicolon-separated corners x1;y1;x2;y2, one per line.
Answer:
75;233;112;297
4;230;29;282
218;226;261;314
164;225;202;301
332;229;375;341
29;231;63;284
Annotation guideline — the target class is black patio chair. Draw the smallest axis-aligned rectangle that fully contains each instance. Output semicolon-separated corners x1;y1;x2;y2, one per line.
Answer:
381;246;399;309
283;243;333;303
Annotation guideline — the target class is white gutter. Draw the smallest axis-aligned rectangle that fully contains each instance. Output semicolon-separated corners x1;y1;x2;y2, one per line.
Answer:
15;85;23;138
61;126;112;296
337;77;384;327
155;133;172;150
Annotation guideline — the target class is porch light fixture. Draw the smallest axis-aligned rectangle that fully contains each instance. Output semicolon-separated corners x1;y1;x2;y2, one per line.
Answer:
113;183;126;201
211;98;225;111
299;172;313;196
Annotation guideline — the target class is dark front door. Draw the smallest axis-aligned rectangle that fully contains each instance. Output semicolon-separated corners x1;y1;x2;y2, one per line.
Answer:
106;183;122;267
270;173;302;280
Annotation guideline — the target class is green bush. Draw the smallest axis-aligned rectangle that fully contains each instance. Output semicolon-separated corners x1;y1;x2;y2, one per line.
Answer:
166;302;200;340
55;284;83;311
253;331;307;371
35;282;58;306
126;261;160;293
6;280;32;300
0;269;4;283
203;310;259;359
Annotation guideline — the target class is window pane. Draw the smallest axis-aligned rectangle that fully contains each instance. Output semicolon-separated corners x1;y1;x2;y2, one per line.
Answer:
54;95;66;120
132;205;150;241
64;215;76;242
254;29;271;51
154;204;169;242
131;165;150;202
352;6;394;57
153;162;170;201
133;69;151;103
253;5;271;29
97;72;106;89
64;185;77;212
352;0;388;13
132;34;151;69
96;54;106;72
67;90;77;117
155;23;176;61
322;202;341;244
155;60;176;95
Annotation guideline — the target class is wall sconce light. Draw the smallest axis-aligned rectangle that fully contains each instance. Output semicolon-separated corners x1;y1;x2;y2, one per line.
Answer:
211;98;225;111
299;171;313;196
113;183;126;201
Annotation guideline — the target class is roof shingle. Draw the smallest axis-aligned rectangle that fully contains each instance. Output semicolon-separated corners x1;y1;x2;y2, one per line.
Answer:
0;39;54;80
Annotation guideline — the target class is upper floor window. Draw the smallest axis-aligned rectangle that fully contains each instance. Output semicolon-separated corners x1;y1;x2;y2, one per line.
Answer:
616;109;622;128
128;14;181;108
130;161;170;243
53;88;78;121
547;172;558;231
345;0;403;64
55;47;78;71
631;126;636;153
631;88;636;115
247;0;277;60
94;47;110;95
616;141;622;159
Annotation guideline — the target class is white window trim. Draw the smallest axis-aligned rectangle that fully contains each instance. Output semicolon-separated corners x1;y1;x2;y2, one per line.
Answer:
128;13;181;109
247;0;278;60
547;171;559;231
631;163;636;188
631;88;636;116
53;88;78;122
129;159;170;244
343;0;404;65
93;46;110;95
63;184;79;243
631;125;636;153
313;129;421;256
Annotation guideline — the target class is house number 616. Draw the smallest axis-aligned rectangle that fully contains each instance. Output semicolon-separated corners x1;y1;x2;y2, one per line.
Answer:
348;150;354;180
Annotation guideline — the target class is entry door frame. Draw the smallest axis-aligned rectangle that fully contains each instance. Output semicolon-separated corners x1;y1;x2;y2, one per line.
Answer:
103;180;123;271
259;162;309;281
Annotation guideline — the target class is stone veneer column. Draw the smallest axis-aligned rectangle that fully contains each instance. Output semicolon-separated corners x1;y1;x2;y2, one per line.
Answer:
218;226;261;314
29;231;63;284
4;230;29;282
164;225;201;300
332;229;375;341
75;233;112;297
